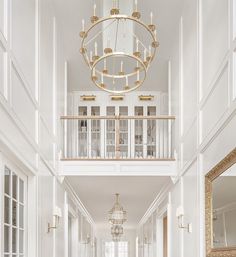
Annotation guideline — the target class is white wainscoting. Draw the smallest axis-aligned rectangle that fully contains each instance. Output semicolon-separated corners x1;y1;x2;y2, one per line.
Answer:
0;103;37;169
181;119;197;170
0;0;7;39
39;8;54;134
38;159;54;257
183;161;199;257
0;41;6;97
182;0;198;137
201;112;236;175
11;0;36;93
169;180;182;257
200;63;229;142
201;0;229;99
39;116;55;168
11;63;36;140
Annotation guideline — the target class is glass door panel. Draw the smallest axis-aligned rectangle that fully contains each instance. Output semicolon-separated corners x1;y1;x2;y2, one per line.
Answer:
91;106;101;157
147;106;156;158
106;107;116;158
78;106;88;157
135;106;143;158
119;107;128;158
3;166;26;257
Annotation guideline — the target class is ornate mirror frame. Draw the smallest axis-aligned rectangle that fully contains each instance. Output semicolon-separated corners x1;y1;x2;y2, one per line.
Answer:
205;148;236;257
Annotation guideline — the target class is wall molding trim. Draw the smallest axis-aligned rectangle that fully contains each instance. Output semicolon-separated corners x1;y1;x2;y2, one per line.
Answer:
138;181;173;227
63;178;95;226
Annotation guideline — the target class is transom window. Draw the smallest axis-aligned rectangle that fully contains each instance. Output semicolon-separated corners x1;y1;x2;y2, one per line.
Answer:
4;165;26;257
105;241;129;257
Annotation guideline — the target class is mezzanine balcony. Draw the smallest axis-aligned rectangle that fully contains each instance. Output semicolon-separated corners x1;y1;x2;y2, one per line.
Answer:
60;115;177;176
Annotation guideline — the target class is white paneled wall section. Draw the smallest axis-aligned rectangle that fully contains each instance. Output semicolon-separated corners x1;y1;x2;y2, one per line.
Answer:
0;0;96;257
137;0;236;257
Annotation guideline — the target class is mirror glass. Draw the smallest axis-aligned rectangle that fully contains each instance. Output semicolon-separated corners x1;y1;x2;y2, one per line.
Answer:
212;163;236;248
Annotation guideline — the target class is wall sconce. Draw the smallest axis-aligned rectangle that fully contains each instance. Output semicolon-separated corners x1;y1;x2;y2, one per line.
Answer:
82;234;91;244
143;236;150;245
48;206;62;233
138;95;154;101
80;95;96;101
176;206;192;233
110;95;124;101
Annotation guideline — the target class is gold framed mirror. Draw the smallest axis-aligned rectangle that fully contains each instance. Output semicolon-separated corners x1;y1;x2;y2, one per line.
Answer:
205;148;236;257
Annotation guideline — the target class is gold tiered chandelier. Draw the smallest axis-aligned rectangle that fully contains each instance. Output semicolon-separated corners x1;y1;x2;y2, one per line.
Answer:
108;193;127;241
80;0;159;94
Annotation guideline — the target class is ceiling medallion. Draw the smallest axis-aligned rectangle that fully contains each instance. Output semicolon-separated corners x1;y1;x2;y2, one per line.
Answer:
80;0;159;94
108;193;127;241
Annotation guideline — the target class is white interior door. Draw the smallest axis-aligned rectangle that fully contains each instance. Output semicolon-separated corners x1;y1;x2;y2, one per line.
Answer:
2;160;27;257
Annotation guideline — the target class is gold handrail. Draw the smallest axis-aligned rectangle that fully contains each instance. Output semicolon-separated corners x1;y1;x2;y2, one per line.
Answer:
60;115;175;120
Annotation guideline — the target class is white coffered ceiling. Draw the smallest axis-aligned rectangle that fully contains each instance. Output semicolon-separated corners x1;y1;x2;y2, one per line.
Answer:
66;176;171;228
54;0;183;92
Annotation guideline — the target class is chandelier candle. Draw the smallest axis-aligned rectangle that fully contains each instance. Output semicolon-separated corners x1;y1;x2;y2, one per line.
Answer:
82;19;85;31
150;12;153;25
135;0;138;11
93;3;96;16
94;42;98;56
104;59;107;69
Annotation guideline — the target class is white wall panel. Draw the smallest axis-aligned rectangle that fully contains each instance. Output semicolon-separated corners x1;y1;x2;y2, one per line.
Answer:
0;41;6;97
0;0;6;37
39;0;54;133
183;161;198;257
233;0;236;40
182;0;198;135
11;0;35;94
182;120;197;168
11;65;36;139
200;64;229;142
38;160;54;257
202;113;236;175
39;118;54;167
0;106;37;168
169;181;181;257
201;0;229;97
56;181;66;257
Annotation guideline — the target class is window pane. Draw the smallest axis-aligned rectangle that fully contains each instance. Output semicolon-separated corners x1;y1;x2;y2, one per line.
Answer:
12;200;17;226
4;196;10;224
12;172;17;199
4;225;10;252
19;204;24;228
19;229;24;253
19;178;24;203
12;227;17;253
4;167;11;195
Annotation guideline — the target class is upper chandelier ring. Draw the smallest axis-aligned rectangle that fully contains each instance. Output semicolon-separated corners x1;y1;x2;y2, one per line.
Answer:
80;15;158;66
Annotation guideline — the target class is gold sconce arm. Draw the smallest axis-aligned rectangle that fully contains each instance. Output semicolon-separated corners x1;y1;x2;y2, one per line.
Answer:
176;206;192;233
47;207;62;233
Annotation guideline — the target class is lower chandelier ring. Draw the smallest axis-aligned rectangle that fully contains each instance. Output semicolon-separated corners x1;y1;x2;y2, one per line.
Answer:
90;52;147;94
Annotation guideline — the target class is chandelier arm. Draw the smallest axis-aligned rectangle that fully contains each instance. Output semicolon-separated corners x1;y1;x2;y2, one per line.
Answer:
84;19;116;47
